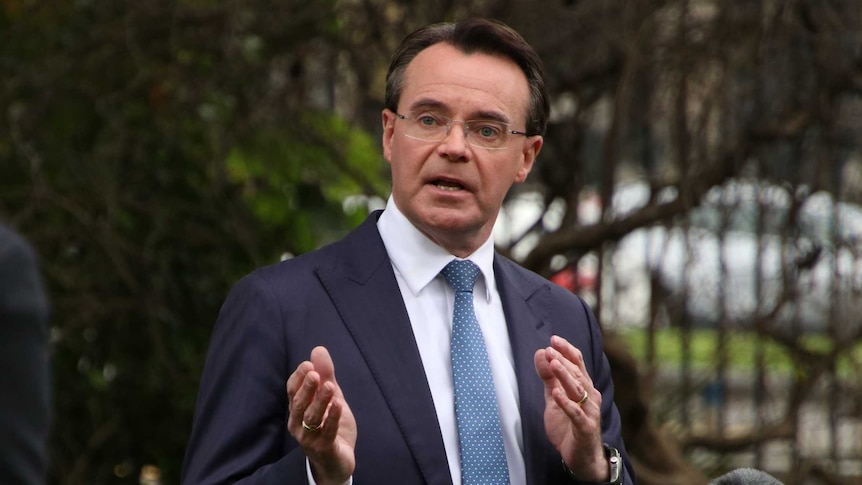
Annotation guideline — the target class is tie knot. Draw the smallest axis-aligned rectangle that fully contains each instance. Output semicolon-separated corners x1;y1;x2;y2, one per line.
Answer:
442;259;481;293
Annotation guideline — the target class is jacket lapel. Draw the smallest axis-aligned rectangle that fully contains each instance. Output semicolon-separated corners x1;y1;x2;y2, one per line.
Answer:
315;213;453;485
494;256;557;485
312;213;559;485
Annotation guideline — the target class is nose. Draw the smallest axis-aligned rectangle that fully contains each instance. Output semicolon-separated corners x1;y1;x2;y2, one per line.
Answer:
445;120;470;138
438;120;471;159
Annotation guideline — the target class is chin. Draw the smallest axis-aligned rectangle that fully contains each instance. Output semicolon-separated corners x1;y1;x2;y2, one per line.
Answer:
425;214;485;237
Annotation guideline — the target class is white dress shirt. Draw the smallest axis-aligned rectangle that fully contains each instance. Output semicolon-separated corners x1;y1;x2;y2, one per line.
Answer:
377;197;526;485
308;198;527;485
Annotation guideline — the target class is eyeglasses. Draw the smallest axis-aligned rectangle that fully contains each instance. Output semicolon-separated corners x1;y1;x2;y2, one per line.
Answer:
393;111;528;150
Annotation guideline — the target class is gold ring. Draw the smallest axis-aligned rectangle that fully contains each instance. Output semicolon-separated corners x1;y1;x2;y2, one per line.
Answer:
302;419;322;432
577;389;589;405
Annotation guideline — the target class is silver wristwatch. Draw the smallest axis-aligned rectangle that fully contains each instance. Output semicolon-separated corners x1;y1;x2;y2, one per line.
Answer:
563;443;624;485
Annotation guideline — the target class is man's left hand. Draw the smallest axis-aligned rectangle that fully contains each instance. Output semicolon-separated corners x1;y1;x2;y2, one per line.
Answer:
534;335;609;482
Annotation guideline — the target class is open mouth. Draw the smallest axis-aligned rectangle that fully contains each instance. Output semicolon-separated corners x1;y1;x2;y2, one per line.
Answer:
432;179;466;191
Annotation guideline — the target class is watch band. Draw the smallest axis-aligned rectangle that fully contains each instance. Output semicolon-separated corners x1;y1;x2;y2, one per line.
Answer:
562;443;624;485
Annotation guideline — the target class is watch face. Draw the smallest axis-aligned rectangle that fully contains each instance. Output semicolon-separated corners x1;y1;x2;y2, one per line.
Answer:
605;446;623;484
566;445;624;484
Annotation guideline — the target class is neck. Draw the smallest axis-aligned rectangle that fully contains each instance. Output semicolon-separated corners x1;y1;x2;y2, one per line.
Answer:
421;226;492;259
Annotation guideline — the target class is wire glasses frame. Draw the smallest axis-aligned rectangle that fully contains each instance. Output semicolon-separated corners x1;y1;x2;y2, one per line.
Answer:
393;111;528;150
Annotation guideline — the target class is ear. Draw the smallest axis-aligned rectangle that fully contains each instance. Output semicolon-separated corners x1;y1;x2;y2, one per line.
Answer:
382;109;397;164
514;135;542;183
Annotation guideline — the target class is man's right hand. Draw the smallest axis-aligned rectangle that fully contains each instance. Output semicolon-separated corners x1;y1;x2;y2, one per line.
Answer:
287;346;357;485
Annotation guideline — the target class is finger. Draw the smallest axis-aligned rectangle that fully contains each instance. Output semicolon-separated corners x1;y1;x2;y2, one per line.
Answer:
534;348;553;380
552;387;586;422
541;342;585;401
550;336;594;388
549;356;587;403
318;396;343;441
287;372;318;437
288;371;321;431
303;380;334;429
534;348;560;395
287;361;314;401
546;346;583;381
550;336;584;372
545;341;599;412
551;362;602;420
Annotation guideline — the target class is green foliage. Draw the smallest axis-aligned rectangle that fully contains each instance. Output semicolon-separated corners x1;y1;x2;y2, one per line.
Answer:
226;111;387;252
0;1;386;484
3;0;861;483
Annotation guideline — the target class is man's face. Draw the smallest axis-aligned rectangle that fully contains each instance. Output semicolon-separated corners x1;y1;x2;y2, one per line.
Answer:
382;42;543;256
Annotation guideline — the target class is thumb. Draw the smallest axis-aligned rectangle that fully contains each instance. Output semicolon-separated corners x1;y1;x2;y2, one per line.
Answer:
310;346;337;383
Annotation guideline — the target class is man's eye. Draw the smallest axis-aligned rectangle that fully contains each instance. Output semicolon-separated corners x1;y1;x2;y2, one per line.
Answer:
475;124;502;138
418;116;437;126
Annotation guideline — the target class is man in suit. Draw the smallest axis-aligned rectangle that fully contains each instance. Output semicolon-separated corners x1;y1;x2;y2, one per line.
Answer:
183;18;634;485
0;222;51;485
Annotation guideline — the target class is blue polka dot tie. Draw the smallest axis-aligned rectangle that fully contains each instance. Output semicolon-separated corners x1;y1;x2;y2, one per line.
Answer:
441;260;510;485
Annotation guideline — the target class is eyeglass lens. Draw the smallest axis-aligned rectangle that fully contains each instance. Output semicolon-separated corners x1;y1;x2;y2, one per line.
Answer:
401;112;514;149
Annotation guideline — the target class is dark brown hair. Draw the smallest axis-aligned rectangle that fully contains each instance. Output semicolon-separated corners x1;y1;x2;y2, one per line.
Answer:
385;18;549;136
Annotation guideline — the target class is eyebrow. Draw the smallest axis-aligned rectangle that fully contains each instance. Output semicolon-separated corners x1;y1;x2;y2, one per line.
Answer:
407;99;447;113
406;98;511;124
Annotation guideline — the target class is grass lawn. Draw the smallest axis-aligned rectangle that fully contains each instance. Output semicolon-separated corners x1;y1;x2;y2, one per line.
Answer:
616;327;862;378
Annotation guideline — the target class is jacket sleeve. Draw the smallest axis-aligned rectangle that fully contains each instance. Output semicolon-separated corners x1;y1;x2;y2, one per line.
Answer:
581;298;636;485
182;272;308;485
0;225;51;485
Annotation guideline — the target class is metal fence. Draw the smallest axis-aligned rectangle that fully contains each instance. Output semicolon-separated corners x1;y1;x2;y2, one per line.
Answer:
597;178;862;484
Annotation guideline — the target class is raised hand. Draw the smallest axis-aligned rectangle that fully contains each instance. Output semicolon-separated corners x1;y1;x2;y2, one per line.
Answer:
287;346;357;485
534;336;608;482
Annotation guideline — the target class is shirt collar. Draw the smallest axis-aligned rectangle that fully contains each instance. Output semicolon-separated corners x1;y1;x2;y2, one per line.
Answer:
377;196;496;301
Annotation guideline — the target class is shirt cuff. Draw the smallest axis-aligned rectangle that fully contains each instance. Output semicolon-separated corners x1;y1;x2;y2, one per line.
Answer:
305;458;353;485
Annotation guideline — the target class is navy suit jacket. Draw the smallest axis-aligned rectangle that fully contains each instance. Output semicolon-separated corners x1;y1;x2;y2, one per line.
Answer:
183;212;634;484
0;223;50;485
